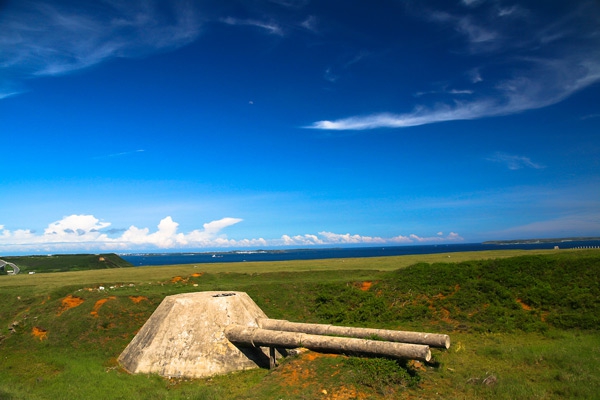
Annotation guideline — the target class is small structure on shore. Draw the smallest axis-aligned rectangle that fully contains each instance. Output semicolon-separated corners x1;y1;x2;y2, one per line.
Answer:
118;291;450;379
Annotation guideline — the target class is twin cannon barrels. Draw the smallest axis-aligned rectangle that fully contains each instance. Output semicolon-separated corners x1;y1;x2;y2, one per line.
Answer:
118;291;450;379
227;318;450;366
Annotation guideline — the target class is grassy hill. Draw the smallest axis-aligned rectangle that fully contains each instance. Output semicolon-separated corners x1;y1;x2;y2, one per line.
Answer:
1;253;133;274
0;249;598;399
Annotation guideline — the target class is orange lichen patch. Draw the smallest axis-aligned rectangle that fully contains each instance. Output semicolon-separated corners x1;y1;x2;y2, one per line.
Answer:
129;295;148;304
171;276;185;283
408;360;427;372
439;307;453;324
277;352;369;399
57;295;85;315
433;284;461;300
304;351;338;362
516;298;532;311
32;326;48;341
91;296;116;317
359;281;373;291
327;386;368;400
191;272;203;277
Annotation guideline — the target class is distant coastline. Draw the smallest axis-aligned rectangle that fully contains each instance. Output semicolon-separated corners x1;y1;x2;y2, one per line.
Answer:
483;237;600;245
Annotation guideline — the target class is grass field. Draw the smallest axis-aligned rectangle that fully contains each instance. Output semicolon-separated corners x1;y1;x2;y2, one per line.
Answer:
0;249;598;399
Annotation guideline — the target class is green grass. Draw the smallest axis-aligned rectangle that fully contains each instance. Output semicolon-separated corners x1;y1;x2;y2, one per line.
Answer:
3;253;133;274
0;249;598;399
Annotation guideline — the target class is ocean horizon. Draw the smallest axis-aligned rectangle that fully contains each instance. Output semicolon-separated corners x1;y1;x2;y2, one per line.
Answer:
121;240;600;266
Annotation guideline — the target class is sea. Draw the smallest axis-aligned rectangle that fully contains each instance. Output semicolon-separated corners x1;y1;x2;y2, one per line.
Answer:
120;240;600;266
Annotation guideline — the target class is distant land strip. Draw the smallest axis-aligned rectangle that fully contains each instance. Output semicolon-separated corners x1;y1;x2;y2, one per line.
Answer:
483;237;600;245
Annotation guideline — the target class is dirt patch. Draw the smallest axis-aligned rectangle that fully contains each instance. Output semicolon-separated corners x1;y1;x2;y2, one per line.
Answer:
434;284;461;300
408;360;427;372
277;352;369;399
57;295;85;316
359;281;373;291
328;386;368;400
516;298;532;311
304;352;338;362
32;327;48;341
129;296;148;304
91;296;116;317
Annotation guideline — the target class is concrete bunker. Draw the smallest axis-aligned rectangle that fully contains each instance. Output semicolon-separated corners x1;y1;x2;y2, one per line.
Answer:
118;291;450;379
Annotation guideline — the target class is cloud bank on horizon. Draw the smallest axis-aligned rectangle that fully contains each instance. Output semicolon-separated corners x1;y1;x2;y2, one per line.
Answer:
0;215;463;254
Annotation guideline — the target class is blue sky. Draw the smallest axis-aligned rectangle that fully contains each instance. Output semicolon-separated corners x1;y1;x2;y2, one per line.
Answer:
1;0;599;254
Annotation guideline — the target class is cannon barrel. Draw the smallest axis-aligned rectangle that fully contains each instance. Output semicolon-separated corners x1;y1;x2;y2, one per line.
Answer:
225;325;432;363
258;318;450;349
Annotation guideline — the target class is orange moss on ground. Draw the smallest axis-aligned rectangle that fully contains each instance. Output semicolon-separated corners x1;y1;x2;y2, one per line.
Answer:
91;296;116;317
516;298;532;311
303;352;338;362
359;281;373;291
191;272;203;277
171;276;186;283
57;295;85;315
327;386;368;400
32;326;48;341
129;295;148;304
275;352;369;399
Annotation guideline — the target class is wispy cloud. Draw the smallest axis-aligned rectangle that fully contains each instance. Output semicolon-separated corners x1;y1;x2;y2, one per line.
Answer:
414;87;474;97
300;16;318;33
308;52;600;130
92;149;145;160
0;0;203;97
486;152;545;170
221;17;284;36
268;0;309;9
581;113;600;120
0;215;462;253
323;50;370;84
309;2;600;131
491;212;600;239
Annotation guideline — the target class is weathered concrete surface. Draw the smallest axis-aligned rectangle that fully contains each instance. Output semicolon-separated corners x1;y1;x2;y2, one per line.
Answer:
118;291;271;378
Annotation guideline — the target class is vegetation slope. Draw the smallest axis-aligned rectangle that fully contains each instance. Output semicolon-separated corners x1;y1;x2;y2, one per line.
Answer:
0;250;598;399
1;253;133;274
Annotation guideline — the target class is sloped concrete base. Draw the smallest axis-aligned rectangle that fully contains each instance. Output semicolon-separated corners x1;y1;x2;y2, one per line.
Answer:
118;291;271;378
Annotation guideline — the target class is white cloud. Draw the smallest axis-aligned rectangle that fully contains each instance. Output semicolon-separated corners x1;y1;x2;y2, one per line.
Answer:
307;55;600;130
92;149;145;160
44;215;111;243
1;0;202;96
300;16;318;32
221;17;284;36
268;0;309;8
461;0;484;7
0;215;462;253
306;100;495;130
309;2;600;131
275;231;462;247
409;232;463;243
487;152;545;170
